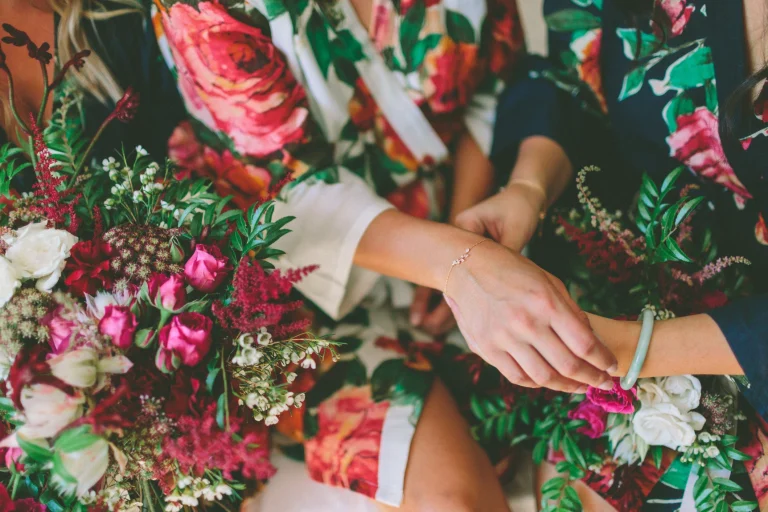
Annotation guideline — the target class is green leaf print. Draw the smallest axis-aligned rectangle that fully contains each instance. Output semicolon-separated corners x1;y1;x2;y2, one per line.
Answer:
649;43;714;96
263;0;287;19
571;0;602;8
545;9;601;32
332;29;366;62
371;359;433;415
409;33;443;72
334;58;359;87
307;9;333;78
446;9;475;44
661;93;696;132
305;358;369;409
619;66;647;101
705;80;719;112
400;1;426;68
616;27;664;60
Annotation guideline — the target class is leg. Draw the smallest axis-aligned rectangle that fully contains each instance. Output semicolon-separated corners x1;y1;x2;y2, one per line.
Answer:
535;461;616;512
378;379;511;512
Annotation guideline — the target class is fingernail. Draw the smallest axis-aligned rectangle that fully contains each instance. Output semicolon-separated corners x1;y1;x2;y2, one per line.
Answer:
575;386;588;394
607;364;618;374
410;312;422;326
598;380;614;391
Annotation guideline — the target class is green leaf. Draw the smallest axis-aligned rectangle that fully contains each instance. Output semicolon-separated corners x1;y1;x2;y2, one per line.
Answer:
662;93;697;132
545;9;601;32
651;446;663;469
307;10;333;78
332;30;366;62
52;451;78;485
541;477;565;495
693;473;709;499
725;447;753;462
712;477;742;492
18;434;52;464
660;167;683;197
533;439;549;464
446;10;475;44
674;196;704;226
619;66;647;101
661;459;693;489
731;500;759;512
400;2;426;68
409;33;442;72
54;426;103;453
216;393;227;430
562;434;587;469
616;27;663;60
650;44;714;94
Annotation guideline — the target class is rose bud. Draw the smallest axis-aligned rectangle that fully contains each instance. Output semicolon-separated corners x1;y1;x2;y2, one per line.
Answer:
147;274;187;311
184;244;229;293
99;305;138;350
158;313;213;367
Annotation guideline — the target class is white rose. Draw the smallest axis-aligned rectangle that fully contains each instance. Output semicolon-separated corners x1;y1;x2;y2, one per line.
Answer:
659;375;702;413
632;403;706;449
0;256;20;307
636;379;670;407
5;223;77;292
53;436;110;496
19;384;85;439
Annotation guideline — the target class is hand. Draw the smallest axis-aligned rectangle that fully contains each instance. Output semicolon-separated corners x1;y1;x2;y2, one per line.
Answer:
444;242;617;393
455;181;546;252
410;286;456;335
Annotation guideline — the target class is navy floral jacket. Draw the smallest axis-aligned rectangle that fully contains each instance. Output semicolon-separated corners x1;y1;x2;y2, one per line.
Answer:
491;0;768;418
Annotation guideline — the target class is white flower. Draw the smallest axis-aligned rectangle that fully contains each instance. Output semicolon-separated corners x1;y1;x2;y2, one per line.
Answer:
257;327;272;346
237;333;254;348
5;223;78;292
265;415;279;426
286;372;297;384
48;349;133;389
0;256;20;307
294;393;305;408
659;375;701;413
85;289;134;320
19;383;84;439
301;358;316;369
135;145;148;156
705;446;720;458
53;436;110;496
632;403;706;449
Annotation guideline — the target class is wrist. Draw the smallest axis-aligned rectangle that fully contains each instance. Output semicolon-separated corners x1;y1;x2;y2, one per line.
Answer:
586;314;640;377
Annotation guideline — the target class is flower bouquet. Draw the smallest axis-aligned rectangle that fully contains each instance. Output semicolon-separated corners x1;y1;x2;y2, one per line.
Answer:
468;167;761;512
0;24;331;511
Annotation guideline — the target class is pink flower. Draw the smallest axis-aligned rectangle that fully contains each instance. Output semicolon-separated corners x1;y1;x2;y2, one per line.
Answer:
147;274;187;311
161;1;309;158
586;378;638;414
159;313;213;367
568;400;608;439
44;306;76;354
184;245;230;293
168;121;205;179
659;0;694;37
667;107;751;198
305;386;388;499
98;305;138;349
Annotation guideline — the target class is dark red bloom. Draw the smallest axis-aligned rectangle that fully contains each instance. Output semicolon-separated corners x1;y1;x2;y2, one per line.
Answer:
7;345;63;409
164;370;204;418
1;24;30;47
699;290;729;310
49;49;91;89
72;381;133;435
110;87;140;123
64;240;115;297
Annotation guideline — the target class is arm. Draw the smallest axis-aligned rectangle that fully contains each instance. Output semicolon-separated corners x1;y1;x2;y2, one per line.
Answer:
587;313;744;378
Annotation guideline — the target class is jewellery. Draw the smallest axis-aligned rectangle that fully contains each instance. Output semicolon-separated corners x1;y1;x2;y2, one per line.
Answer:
443;239;489;295
620;308;655;390
501;181;548;223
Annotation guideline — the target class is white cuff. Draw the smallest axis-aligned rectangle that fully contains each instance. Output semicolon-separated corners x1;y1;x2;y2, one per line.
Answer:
271;167;393;320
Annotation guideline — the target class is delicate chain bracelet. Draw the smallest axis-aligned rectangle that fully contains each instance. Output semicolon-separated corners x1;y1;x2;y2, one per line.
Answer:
443;239;489;295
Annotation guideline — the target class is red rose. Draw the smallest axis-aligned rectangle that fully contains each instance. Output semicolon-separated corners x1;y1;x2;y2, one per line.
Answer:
184;244;230;293
305;386;388;499
64;240;114;297
162;1;309;158
586;378;637;414
147;273;187;311
568;400;608;439
667;107;751;198
159;313;213;367
98;305;138;349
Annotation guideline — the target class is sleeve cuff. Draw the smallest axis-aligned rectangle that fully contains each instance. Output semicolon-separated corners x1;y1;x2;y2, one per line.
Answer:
708;295;768;420
271;167;394;320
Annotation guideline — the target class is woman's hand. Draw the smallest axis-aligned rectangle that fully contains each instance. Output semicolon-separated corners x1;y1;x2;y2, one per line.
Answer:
455;181;546;251
445;241;617;393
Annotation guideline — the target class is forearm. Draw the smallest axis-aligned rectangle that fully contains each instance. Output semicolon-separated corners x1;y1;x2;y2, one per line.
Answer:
587;313;744;378
507;136;573;208
449;132;495;224
354;209;486;290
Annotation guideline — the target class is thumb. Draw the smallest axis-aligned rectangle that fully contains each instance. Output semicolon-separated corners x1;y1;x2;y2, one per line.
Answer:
454;209;487;236
410;286;432;326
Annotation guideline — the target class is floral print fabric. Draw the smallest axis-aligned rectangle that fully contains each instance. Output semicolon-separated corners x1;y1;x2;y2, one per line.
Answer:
152;0;522;504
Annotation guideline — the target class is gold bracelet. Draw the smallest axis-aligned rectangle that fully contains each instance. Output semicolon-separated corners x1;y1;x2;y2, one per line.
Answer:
443;239;489;295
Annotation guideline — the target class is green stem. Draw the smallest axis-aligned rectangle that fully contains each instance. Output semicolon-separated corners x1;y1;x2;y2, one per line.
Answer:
68;115;114;187
10;472;19;499
37;60;49;126
221;347;230;430
0;68;32;136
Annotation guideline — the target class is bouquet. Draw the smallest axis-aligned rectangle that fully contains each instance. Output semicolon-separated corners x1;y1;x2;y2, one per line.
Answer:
468;166;760;512
0;24;331;511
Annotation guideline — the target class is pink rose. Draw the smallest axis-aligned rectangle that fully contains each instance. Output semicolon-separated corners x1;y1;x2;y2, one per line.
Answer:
305;386;388;499
168;121;205;179
568;400;608;439
162;1;309;158
587;378;638;414
98;305;138;349
147;274;187;311
659;0;694;37
667;107;751;198
184;244;230;293
4;447;22;472
44;306;76;354
159;313;213;367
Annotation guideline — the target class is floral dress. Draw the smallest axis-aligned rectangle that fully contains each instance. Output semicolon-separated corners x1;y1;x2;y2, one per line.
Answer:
151;0;523;505
492;0;768;509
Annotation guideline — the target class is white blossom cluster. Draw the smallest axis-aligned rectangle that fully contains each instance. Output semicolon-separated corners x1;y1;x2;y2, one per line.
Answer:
164;476;233;511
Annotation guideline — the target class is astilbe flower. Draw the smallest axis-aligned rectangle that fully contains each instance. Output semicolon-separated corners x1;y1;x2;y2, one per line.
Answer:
161;404;276;481
28;116;81;232
700;392;735;436
213;261;317;337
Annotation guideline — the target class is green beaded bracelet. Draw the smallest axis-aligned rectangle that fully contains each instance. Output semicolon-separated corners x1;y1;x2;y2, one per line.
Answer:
620;308;655;390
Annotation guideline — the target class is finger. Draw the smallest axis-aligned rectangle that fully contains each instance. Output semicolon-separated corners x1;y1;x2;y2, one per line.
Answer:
444;294;488;361
410;286;432;326
550;296;618;373
421;301;457;335
454;209;488;236
489;349;538;388
543;271;587;324
509;344;586;393
536;326;613;389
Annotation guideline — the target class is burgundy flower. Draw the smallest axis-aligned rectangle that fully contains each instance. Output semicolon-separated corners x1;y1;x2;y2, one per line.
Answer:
586;378;637;414
64;240;114;297
158;313;213;367
568;400;608;439
110;86;140;123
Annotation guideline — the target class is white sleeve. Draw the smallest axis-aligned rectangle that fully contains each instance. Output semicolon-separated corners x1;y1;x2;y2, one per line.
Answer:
271;167;393;320
463;89;499;157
